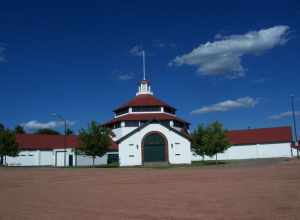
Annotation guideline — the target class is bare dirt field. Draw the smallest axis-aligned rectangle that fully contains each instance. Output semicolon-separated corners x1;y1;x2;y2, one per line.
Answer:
0;159;300;220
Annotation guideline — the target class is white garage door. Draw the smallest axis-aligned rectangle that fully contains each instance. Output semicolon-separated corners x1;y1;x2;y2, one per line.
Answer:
40;151;53;166
55;151;66;167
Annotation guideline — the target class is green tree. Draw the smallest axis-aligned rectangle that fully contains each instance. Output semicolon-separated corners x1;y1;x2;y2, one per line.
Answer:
0;128;20;165
78;121;111;167
204;121;231;164
0;123;4;132
14;125;26;134
191;124;207;161
66;128;74;135
35;128;60;135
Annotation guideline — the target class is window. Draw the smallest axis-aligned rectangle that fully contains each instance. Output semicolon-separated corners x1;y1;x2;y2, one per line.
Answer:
115;108;129;116
113;122;121;129
132;106;161;112
107;154;119;164
164;107;175;114
125;121;139;127
160;121;170;127
140;120;147;126
173;120;184;128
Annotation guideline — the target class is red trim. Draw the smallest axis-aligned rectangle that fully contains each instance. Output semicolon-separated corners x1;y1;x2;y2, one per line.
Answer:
104;113;189;126
141;131;169;164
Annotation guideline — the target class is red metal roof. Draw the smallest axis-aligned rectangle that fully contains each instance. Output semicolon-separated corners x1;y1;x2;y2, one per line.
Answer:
104;113;189;126
114;94;175;112
16;134;118;151
226;126;292;145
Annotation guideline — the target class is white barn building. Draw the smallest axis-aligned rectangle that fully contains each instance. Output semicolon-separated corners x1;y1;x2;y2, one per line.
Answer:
103;79;192;166
192;126;298;161
4;80;298;167
5;134;118;167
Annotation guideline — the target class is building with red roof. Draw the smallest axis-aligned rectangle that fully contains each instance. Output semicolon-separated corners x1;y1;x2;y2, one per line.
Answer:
5;76;298;167
192;126;297;161
226;126;292;145
101;78;192;166
5;134;118;167
4;54;298;166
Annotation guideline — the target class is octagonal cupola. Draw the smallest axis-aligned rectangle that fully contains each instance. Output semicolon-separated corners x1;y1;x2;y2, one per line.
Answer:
136;80;153;96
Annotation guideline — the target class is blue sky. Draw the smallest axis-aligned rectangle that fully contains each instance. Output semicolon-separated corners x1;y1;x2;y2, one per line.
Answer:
0;0;300;136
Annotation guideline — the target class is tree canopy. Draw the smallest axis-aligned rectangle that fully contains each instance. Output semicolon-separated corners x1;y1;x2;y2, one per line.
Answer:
66;128;74;135
192;121;231;163
191;124;207;160
35;128;60;135
14;125;26;134
0;126;20;165
78;121;111;166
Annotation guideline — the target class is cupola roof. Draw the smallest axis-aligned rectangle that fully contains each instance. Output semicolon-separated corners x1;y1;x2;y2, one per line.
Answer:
114;94;176;112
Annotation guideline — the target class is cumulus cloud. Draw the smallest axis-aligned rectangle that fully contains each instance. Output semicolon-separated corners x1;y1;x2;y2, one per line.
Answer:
268;111;300;120
191;97;258;114
129;45;143;56
21;120;76;130
170;25;289;78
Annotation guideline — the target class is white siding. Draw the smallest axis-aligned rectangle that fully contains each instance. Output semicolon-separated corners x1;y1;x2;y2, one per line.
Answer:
112;127;138;140
192;142;296;161
6;151;40;166
118;123;191;166
39;151;53;166
55;151;65;167
6;148;75;167
76;154;108;166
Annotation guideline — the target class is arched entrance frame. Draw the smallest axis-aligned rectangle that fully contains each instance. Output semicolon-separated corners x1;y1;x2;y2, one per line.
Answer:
141;131;169;164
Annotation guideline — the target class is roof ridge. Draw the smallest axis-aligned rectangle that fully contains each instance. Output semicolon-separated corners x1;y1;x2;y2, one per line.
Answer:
228;126;291;132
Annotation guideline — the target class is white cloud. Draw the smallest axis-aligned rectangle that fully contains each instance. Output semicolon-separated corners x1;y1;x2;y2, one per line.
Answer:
117;73;133;80
21;120;76;130
268;111;300;120
170;25;289;78
129;45;143;56
191;97;258;114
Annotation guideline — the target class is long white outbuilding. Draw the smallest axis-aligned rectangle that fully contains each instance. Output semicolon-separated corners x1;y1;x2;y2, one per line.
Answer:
5;134;118;167
192;126;298;161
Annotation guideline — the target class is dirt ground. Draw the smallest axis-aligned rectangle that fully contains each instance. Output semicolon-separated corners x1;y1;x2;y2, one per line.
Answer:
0;159;300;220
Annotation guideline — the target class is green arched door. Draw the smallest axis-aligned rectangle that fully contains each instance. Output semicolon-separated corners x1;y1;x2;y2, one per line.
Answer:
143;133;166;162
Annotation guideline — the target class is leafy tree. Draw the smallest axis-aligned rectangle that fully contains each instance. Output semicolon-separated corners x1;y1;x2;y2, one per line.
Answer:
204;121;231;164
35;128;60;135
66;128;74;135
0;128;20;165
0;123;4;132
14;125;26;134
78;121;111;167
191;124;207;161
192;121;231;164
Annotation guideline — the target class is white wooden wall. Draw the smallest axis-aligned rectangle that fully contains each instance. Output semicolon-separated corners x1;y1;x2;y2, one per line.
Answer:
192;142;296;161
6;148;75;167
118;123;191;166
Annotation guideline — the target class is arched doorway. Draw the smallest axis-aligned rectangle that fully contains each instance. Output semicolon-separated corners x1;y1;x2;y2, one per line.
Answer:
142;132;168;163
